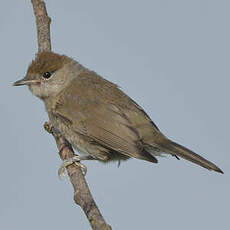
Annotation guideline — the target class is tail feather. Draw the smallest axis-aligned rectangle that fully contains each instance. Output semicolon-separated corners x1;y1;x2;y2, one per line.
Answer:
151;139;223;174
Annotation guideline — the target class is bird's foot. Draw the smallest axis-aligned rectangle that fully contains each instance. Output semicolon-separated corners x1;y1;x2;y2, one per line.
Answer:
58;155;87;180
44;122;87;178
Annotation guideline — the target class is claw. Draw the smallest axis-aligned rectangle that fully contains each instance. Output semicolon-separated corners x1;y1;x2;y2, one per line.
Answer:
58;155;87;180
172;154;180;160
44;121;53;134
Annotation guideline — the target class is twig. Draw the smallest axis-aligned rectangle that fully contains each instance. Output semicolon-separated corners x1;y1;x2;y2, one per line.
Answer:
30;1;112;229
31;0;51;52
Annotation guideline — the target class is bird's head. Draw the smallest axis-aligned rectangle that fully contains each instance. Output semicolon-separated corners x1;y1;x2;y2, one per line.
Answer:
13;51;77;99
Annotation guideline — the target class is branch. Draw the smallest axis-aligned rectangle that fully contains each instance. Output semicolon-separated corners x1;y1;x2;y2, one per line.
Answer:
31;0;51;52
44;123;112;230
30;1;112;229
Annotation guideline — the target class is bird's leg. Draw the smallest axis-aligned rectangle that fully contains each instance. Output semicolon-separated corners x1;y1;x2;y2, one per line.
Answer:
43;121;87;179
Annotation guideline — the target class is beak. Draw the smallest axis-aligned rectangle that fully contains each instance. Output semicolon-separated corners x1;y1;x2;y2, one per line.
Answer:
13;78;40;86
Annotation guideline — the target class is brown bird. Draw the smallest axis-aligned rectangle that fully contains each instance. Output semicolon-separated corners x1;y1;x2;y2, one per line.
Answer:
14;51;223;174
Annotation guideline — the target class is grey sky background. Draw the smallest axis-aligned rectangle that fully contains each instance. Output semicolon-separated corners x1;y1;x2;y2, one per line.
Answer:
1;0;229;229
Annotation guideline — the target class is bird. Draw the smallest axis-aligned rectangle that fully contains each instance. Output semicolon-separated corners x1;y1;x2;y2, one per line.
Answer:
13;51;223;174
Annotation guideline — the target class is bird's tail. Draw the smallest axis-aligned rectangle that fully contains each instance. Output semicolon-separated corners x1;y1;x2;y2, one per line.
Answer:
149;138;223;173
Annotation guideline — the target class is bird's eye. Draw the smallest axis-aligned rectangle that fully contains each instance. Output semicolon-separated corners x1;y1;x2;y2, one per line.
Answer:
43;72;52;79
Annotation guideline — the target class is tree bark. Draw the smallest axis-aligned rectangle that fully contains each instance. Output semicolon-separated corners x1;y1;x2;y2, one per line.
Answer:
30;1;112;229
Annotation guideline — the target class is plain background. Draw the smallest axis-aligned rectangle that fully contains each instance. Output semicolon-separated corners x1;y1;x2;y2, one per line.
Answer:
1;0;229;229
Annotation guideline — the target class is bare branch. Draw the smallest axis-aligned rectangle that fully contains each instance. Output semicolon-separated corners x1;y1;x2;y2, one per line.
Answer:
31;0;51;52
30;1;112;229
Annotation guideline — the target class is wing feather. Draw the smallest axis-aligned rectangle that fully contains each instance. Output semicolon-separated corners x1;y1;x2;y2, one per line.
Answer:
52;73;158;162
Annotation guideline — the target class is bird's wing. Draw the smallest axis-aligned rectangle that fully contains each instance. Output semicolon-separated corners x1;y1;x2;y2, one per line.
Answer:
54;99;145;159
52;75;149;160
